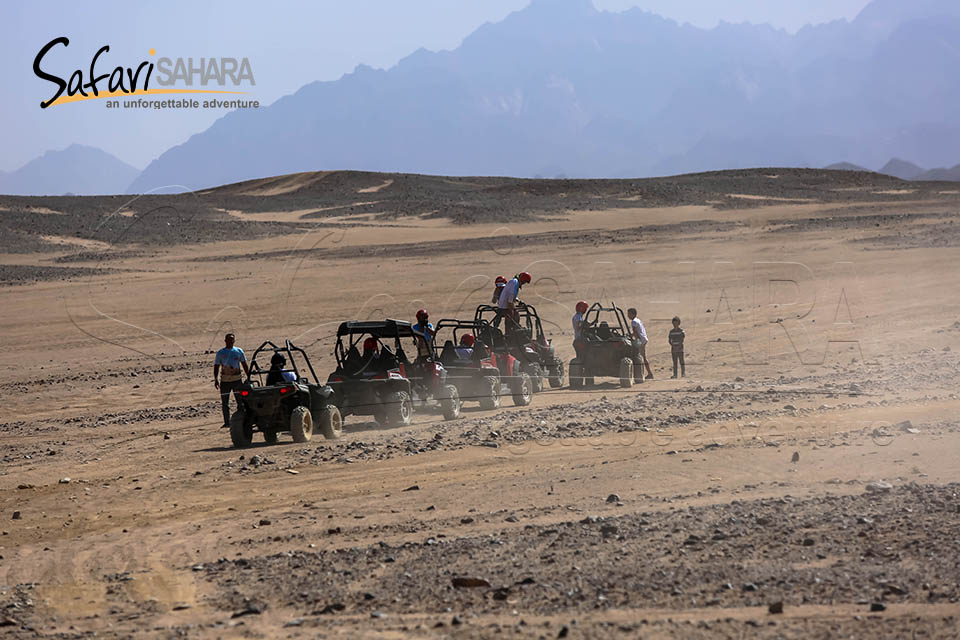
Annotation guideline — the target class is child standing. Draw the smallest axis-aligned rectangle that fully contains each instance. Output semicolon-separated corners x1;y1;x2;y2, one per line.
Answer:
669;316;685;378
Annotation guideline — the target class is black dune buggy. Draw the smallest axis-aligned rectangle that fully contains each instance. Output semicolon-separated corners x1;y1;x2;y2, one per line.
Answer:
474;302;564;391
431;318;531;409
230;339;342;448
570;302;644;388
326;320;460;427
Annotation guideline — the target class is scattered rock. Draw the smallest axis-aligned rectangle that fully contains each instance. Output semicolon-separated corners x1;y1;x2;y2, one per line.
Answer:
791;451;800;463
870;602;886;612
231;602;267;618
865;481;893;494
11;511;21;520
59;477;71;484
505;515;519;523
403;485;420;492
606;493;620;503
743;583;759;592
258;519;272;526
768;601;784;614
315;603;345;615
452;577;491;589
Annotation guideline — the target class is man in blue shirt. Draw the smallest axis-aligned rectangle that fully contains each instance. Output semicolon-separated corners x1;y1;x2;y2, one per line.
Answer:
412;309;434;360
213;333;250;428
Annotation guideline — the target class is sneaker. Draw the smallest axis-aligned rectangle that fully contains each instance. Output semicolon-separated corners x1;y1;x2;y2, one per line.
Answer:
645;374;654;380
221;423;230;429
670;375;677;379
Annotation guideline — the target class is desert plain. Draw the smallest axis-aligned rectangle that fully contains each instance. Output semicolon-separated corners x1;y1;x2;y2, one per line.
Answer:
0;168;959;638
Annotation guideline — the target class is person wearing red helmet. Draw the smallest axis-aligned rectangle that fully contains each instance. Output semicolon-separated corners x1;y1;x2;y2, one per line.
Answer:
573;300;588;339
455;333;476;359
360;336;382;373
497;272;531;333
491;275;508;304
412;308;435;361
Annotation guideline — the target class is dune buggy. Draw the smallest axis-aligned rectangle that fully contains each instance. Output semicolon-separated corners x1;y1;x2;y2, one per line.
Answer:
570;302;644;388
474;302;564;391
326;320;460;426
230;339;342;448
432;319;513;409
436;318;533;406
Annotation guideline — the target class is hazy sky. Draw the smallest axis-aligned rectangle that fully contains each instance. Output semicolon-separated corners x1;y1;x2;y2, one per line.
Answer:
1;0;872;172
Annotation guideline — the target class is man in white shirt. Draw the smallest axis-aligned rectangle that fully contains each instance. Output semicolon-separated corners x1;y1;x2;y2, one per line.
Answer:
627;308;654;380
572;300;588;360
496;271;531;333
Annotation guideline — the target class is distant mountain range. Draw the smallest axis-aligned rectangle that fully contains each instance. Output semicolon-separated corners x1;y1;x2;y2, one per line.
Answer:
4;0;960;195
124;0;960;192
822;157;960;181
0;145;138;196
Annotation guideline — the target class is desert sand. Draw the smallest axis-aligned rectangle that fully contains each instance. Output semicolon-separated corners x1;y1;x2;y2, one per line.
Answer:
0;169;958;638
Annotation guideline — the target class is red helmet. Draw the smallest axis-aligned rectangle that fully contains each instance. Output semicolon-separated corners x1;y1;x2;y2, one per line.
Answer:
416;308;429;323
576;300;589;314
460;334;475;347
363;337;378;352
495;275;507;286
518;271;532;284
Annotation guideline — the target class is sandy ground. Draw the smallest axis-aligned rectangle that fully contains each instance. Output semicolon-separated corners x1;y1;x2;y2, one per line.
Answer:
1;170;959;638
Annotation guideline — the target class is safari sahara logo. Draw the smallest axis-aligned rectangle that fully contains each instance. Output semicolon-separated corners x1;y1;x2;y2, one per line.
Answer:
33;37;255;108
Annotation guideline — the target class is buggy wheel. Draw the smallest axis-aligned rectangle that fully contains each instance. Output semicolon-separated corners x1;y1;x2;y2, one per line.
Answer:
568;360;584;389
585;376;595;386
548;361;564;388
230;410;253;449
263;430;278;444
526;364;543;393
289;406;313;443
512;372;533;406
440;385;461;420
478;376;501;410
318;406;343;440
619;358;634;388
387;391;413;426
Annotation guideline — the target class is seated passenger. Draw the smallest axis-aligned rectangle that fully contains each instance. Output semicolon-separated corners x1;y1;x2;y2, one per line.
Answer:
597;321;612;340
361;337;382;374
455;334;475;360
266;352;296;386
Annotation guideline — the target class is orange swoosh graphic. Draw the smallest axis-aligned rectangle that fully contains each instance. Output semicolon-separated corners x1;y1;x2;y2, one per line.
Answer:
47;88;250;107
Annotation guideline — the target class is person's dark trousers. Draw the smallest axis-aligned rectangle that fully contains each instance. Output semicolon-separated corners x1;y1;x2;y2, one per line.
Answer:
672;351;685;377
220;380;243;425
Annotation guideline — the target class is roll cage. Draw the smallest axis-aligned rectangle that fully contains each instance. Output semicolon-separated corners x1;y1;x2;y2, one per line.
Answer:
581;303;631;340
333;319;416;376
246;339;321;386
